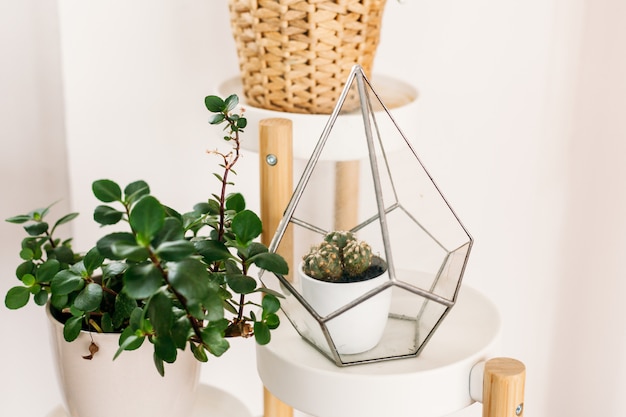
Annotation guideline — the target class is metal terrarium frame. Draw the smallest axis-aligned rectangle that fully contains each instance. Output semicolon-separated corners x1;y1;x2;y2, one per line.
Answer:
262;65;474;366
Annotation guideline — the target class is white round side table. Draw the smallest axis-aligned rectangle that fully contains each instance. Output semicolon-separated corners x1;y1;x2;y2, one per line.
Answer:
257;286;504;417
45;384;254;417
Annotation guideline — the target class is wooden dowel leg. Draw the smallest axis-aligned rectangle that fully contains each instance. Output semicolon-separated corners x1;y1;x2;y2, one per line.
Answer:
482;357;526;417
334;160;360;230
263;388;294;417
259;118;294;417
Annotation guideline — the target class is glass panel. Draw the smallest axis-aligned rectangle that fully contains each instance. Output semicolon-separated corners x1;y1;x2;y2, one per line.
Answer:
262;66;472;366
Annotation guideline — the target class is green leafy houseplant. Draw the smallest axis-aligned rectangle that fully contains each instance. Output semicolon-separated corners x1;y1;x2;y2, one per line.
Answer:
4;94;288;376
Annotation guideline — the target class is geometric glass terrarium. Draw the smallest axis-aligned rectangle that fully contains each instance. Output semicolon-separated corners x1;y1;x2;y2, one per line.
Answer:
260;65;473;366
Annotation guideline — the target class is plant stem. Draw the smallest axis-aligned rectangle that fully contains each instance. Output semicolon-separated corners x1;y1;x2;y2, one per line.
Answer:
44;230;57;249
236;256;248;322
148;251;205;343
216;116;241;242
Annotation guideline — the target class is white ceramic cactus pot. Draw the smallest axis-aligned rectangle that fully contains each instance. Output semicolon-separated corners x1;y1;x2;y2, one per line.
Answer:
299;259;392;355
47;304;200;417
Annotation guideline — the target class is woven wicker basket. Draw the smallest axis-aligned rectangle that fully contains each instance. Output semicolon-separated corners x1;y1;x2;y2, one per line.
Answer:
228;0;387;114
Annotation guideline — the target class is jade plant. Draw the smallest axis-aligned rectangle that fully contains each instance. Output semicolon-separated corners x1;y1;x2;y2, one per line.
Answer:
4;94;288;375
302;231;385;282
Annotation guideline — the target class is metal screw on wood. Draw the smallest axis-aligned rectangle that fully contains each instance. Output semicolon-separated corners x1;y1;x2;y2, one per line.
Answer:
516;403;523;415
266;154;278;166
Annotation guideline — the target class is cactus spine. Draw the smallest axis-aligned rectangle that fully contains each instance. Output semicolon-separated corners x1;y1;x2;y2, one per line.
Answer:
302;231;373;281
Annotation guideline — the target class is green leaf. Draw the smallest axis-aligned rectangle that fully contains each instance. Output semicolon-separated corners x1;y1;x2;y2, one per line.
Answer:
102;261;127;279
114;327;145;359
96;232;136;259
33;289;49;306
129;307;144;331
262;293;281;315
249;252;289;275
51;270;84;296
194;239;232;263
226;274;257;294
124;180;150;204
171;316;192;349
236;117;247;130
254;321;271;345
30;205;51;221
246;242;268;258
265;313;280;330
146;291;173;337
155;240;195;262
256;287;286;301
83;247;104;275
154;335;177;363
19;248;34;261
36;259;61;283
192;202;212;215
113;292;137;327
190;342;208;362
16;261;35;279
205;95;225;112
111;241;150;262
92;179;122;203
51;245;75;264
226;193;245;212
167;259;210;303
123;263;163;299
73;283;103;312
202;290;225;322
6;214;32;224
130;195;164;245
93;205;124;225
53;212;79;229
154;353;165;377
224;259;242;275
63;316;83;342
101;313;114;332
20;274;36;286
50;293;68;310
208;113;225;124
152;217;185;248
201;326;230;357
231;210;262;245
69;305;84;317
24;222;48;236
224;94;239;112
5;286;30;309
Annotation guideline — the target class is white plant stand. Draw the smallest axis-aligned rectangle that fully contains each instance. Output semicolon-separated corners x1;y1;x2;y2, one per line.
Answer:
247;78;525;417
256;286;506;417
45;384;255;417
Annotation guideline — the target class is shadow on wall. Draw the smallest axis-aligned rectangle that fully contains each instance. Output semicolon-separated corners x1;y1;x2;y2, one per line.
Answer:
548;1;626;415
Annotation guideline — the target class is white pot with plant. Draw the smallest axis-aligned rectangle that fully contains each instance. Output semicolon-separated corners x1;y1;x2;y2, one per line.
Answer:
299;231;391;355
4;95;288;417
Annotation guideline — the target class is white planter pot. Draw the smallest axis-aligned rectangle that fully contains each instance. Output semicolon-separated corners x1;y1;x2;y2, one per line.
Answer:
299;262;392;355
47;304;200;417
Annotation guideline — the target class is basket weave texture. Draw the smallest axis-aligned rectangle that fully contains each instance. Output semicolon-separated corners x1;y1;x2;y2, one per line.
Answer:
228;0;387;114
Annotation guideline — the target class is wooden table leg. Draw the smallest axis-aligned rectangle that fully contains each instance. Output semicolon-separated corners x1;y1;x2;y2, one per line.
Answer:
483;357;526;417
334;160;360;230
259;118;294;417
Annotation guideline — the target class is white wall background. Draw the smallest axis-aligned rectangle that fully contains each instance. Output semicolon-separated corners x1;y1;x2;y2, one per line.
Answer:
2;1;626;416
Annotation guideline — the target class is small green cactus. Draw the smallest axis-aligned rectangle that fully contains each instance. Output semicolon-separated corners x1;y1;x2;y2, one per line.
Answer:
302;231;373;281
302;241;343;281
324;230;355;250
343;239;372;276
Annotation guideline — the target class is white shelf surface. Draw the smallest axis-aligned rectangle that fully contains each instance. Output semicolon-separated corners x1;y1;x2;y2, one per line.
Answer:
257;286;501;417
45;384;254;417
